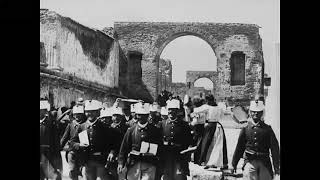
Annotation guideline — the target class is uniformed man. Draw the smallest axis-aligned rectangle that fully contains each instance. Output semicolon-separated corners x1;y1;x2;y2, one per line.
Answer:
70;100;120;180
109;107;129;180
232;100;280;180
159;99;193;180
127;103;138;127
111;107;129;140
100;107;113;127
149;103;162;128
123;106;133;125
117;103;162;180
60;104;86;180
40;100;62;180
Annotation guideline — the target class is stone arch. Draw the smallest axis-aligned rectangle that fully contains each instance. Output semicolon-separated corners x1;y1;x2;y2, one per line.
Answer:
154;27;219;97
186;71;218;93
114;22;264;102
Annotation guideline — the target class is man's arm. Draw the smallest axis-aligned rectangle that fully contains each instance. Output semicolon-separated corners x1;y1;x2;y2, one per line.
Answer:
60;123;71;148
232;127;247;169
269;127;280;175
117;128;132;166
57;109;71;122
69;125;82;151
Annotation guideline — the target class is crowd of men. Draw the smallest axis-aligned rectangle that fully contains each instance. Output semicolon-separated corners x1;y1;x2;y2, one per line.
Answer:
40;93;280;180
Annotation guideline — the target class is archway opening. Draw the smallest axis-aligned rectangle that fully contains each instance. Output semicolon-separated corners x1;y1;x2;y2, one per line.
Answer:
159;35;217;98
194;77;214;90
192;77;214;98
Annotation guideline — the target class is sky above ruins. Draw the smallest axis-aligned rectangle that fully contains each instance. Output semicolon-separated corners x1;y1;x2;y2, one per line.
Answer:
40;0;279;86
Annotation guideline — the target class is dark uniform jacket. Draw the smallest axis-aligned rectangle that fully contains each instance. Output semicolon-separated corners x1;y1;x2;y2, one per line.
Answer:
69;120;120;163
159;118;193;175
40;116;61;170
148;115;162;128
159;118;193;152
232;120;280;176
60;120;83;151
111;121;129;148
118;123;162;167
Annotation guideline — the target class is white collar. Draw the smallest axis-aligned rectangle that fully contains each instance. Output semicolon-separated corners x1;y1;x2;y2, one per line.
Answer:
138;122;148;128
88;118;98;126
40;116;47;124
251;120;261;126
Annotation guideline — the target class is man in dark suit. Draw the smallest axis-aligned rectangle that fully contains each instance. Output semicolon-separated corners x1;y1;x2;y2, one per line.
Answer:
70;100;120;180
232;100;280;180
60;104;86;180
40;100;62;180
159;99;193;180
117;103;162;180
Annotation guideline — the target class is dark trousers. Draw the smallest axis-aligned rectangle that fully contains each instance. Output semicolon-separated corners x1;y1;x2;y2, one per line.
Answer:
67;151;82;180
84;158;115;180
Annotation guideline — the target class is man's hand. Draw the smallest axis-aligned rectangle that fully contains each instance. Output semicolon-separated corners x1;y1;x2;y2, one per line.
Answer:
231;167;237;174
117;164;123;174
107;153;114;162
79;143;89;149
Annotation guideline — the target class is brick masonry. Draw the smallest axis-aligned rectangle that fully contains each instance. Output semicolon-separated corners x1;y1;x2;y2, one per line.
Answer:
114;22;264;103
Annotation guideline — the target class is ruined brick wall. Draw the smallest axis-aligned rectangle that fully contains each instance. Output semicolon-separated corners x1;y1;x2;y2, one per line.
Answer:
114;22;264;103
186;71;217;96
40;9;127;108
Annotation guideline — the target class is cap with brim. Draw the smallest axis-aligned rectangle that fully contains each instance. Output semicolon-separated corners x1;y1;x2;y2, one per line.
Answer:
73;105;84;114
40;100;50;111
167;99;180;109
249;100;265;111
85;100;102;111
150;104;160;112
160;107;168;115
100;107;113;118
135;103;150;114
113;107;123;115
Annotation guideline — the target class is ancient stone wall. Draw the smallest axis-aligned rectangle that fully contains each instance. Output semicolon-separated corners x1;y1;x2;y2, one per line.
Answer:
40;9;119;88
40;9;127;107
171;82;187;99
114;22;264;103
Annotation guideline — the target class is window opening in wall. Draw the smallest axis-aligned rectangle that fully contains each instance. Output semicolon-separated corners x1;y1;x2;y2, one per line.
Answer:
230;51;245;85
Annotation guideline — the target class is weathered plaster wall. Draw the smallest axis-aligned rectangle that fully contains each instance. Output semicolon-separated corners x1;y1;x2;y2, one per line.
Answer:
40;9;127;107
40;9;118;88
114;22;264;103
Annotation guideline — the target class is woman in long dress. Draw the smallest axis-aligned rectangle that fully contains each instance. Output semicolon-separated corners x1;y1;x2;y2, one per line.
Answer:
193;94;228;169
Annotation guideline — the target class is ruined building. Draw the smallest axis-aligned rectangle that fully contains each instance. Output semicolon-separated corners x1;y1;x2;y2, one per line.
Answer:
40;9;128;108
40;10;265;106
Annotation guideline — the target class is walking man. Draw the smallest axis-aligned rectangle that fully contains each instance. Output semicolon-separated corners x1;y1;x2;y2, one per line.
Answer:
232;100;280;180
159;99;193;180
40;100;62;180
117;103;162;180
60;104;86;180
70;100;120;180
